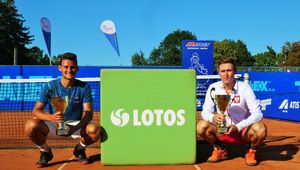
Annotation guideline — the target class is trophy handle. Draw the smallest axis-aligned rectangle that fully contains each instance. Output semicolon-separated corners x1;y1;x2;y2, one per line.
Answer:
210;87;216;104
63;96;68;114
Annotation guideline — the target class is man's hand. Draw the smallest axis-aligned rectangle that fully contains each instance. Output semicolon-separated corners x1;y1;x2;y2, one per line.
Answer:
212;113;225;126
51;111;64;123
225;125;238;135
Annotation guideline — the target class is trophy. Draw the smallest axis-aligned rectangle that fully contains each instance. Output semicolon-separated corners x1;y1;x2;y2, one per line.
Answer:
215;95;230;133
51;96;69;136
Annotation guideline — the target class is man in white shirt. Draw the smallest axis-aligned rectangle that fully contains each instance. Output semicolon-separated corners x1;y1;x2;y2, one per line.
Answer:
197;57;267;166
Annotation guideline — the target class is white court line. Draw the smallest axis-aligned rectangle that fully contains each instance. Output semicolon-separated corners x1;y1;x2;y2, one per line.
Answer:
57;155;75;170
194;164;202;170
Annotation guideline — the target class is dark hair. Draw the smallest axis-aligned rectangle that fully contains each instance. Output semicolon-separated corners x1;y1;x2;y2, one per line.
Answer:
218;57;236;70
60;53;78;66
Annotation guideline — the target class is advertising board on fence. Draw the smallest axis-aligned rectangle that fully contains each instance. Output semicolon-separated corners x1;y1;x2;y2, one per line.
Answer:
0;66;299;122
248;72;300;121
182;40;214;110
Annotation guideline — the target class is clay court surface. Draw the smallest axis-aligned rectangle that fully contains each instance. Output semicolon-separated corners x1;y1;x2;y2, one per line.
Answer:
0;112;300;170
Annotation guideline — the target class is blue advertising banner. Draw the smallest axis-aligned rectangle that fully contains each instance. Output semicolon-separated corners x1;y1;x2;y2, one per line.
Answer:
182;40;214;110
248;72;300;121
0;66;181;112
1;66;299;122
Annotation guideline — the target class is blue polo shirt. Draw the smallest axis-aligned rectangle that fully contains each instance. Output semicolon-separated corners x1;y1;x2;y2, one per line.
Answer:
38;78;93;120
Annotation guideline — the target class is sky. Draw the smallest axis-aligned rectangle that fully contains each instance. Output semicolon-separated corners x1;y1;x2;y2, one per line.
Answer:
15;0;300;66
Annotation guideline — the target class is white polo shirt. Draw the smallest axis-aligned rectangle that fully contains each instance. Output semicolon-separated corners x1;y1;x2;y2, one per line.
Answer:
201;80;263;132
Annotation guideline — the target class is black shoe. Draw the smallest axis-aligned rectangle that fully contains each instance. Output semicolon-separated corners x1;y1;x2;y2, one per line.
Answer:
73;144;89;165
36;149;53;168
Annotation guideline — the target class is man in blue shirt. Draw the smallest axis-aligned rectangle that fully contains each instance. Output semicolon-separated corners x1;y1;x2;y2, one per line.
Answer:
25;53;101;168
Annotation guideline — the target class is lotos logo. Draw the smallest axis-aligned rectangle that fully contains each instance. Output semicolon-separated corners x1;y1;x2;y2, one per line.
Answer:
111;109;130;127
110;109;186;127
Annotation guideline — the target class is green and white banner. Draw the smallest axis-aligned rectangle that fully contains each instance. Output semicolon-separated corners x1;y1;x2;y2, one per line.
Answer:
101;69;196;165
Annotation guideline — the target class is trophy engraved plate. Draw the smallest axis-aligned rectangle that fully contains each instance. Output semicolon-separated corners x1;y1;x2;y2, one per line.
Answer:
215;95;230;133
52;96;69;136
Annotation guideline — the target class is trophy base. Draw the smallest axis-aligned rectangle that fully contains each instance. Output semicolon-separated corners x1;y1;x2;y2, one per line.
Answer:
217;127;228;133
57;128;69;136
56;121;69;136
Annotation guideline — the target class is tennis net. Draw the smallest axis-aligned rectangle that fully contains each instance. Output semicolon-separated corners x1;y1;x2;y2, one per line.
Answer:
0;74;242;149
0;78;100;149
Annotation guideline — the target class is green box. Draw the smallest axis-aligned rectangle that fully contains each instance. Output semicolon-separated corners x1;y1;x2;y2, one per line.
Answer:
101;69;196;165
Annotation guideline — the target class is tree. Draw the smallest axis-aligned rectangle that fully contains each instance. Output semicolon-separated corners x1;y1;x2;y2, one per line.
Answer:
24;46;50;65
51;54;62;65
131;51;147;66
253;46;277;66
0;0;33;65
279;42;300;66
214;39;254;69
131;29;197;66
235;40;254;66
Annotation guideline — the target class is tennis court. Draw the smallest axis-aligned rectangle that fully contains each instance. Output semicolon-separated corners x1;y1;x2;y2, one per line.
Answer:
1;111;299;170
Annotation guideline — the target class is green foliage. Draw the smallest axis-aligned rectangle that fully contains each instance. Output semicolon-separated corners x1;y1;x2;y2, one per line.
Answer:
131;51;147;66
24;46;47;65
279;42;300;66
0;0;34;65
131;29;197;66
253;46;278;66
214;39;254;69
51;54;62;65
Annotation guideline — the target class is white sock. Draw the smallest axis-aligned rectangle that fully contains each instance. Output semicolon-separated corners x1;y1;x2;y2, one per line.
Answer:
79;141;87;148
37;143;50;152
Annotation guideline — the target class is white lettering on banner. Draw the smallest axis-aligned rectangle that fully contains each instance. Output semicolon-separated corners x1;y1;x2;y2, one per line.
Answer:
141;110;154;126
290;101;300;109
133;110;141;126
164;110;176;126
259;99;272;111
111;109;186;127
279;99;300;113
176;109;185;126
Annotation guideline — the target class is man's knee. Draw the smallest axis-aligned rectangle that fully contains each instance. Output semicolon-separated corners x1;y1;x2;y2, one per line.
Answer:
24;119;40;135
251;122;267;140
85;122;100;141
197;120;210;136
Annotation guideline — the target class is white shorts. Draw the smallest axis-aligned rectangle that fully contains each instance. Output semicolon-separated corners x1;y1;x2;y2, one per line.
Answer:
44;121;81;140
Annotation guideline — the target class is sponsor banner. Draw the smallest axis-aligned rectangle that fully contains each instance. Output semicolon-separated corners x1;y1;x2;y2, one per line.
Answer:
1;66;299;122
248;72;300;121
0;66;180;112
249;72;299;93
182;40;214;110
257;93;300;121
110;109;186;127
101;69;196;165
40;17;51;56
100;20;120;57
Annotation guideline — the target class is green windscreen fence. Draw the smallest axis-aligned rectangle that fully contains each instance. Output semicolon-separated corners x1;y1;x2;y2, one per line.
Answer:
101;69;196;165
